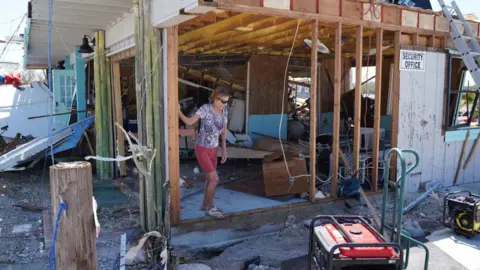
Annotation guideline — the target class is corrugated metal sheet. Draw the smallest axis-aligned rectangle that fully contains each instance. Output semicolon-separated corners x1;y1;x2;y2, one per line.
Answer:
398;51;480;191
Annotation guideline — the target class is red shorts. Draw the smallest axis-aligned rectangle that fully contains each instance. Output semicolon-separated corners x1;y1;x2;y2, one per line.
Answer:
195;145;218;174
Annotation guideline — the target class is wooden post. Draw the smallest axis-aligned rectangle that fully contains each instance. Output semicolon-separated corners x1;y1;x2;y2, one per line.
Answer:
93;31;105;179
167;26;180;225
309;20;318;202
133;0;146;230
353;25;363;174
50;162;97;269
390;31;401;180
412;33;419;46
331;23;342;198
144;3;156;230
106;57;115;177
112;60;127;176
372;28;383;192
245;61;251;133
152;28;165;227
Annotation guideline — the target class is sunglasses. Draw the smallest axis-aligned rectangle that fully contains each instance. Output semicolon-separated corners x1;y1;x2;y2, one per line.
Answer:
218;98;229;105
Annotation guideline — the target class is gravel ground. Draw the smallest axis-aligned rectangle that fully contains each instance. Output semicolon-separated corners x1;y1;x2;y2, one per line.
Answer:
178;182;480;270
0;169;141;270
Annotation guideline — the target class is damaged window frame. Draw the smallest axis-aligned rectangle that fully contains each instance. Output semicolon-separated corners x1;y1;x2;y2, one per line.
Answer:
444;52;480;138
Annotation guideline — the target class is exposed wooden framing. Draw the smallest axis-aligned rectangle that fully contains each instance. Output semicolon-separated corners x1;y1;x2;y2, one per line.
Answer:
144;4;156;231
112;60;127;176
167;26;181;226
106;57;115;177
179;66;245;91
216;2;452;36
371;28;383;192
412;33;419;46
309;20;318;202
390;31;401;180
245;60;251;133
331;22;342;198
110;47;136;62
152;28;165;228
353;25;363;174
133;0;146;230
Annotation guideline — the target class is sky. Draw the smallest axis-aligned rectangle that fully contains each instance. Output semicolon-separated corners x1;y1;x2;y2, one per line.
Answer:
0;0;27;64
0;0;479;66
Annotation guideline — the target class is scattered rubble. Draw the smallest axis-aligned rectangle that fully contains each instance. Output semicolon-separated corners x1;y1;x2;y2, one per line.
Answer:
12;224;33;235
180;263;212;270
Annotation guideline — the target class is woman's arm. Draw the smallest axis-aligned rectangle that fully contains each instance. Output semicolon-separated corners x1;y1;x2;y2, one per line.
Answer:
178;105;200;126
221;124;227;163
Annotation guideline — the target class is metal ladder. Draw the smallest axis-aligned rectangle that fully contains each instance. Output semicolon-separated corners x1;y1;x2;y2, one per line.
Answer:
438;0;480;88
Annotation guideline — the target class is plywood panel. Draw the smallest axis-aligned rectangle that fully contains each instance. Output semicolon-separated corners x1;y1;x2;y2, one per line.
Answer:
419;13;434;30
402;10;418;28
363;3;381;23
420;52;437;185
382;6;400;25
436;16;449;32
318;0;340;16
263;0;289;10
292;0;316;13
236;0;261;6
249;55;288;114
431;53;446;186
343;0;362;20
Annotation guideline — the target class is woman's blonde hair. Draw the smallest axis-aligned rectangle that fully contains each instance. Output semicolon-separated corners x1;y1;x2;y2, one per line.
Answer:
209;86;230;103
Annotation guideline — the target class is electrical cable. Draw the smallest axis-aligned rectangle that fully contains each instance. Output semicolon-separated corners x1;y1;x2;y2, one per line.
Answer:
0;14;26;61
279;19;307;180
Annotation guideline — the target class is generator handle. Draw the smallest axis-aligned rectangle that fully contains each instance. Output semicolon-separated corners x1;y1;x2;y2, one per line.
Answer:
327;242;404;270
442;190;472;227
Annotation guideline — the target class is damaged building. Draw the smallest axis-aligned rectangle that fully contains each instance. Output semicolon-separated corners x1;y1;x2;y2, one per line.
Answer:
1;0;478;268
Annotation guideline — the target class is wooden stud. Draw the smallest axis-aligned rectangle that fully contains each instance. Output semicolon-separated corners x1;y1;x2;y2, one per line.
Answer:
133;0;146;230
50;162;97;269
106;57;115;177
93;31;102;178
112;61;127;176
144;8;156;231
412;33;419;46
309;20;318;202
331;22;342;198
390;31;401;181
167;26;180;226
152;28;164;228
463;133;480;170
353;25;363;174
245;60;251;133
427;35;435;47
371;28;383;193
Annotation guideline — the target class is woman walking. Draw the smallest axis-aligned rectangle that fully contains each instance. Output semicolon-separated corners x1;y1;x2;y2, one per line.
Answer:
178;87;229;219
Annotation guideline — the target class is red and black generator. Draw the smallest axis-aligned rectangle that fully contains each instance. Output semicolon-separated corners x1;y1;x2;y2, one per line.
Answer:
307;215;403;270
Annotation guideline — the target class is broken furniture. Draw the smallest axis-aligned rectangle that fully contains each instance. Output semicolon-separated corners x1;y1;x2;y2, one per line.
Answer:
307;215;403;270
443;190;480;237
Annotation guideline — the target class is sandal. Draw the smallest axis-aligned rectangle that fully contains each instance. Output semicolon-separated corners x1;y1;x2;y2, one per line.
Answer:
206;207;224;219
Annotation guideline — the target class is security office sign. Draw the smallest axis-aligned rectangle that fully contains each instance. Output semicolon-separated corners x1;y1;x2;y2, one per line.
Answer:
400;50;426;72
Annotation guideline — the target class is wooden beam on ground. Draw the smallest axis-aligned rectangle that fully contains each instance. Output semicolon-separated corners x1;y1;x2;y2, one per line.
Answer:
112;61;127;176
353;25;363;174
372;28;384;193
463;133;480;170
331;22;342;198
167;26;181;226
390;31;401;180
50;162;97;269
454;130;470;185
309;20;318;202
